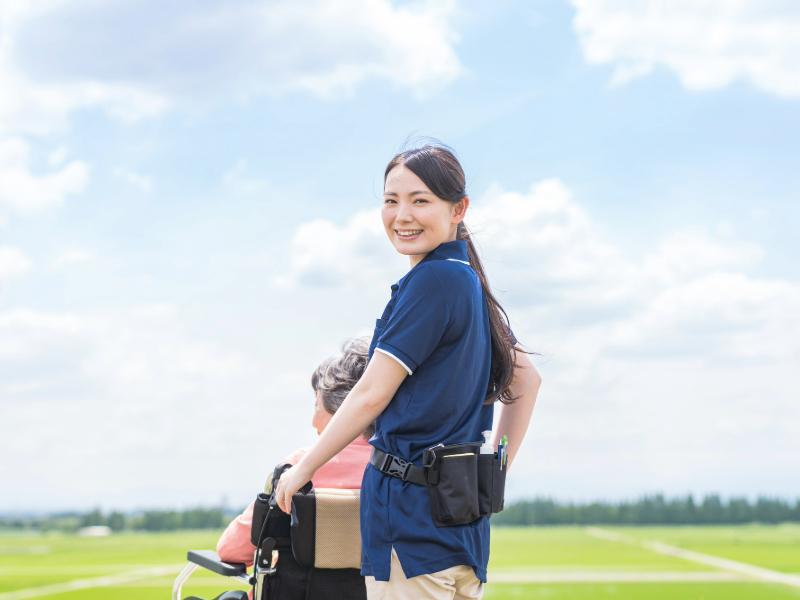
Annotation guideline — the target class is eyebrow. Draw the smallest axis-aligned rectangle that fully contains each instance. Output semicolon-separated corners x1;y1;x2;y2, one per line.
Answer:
383;190;430;196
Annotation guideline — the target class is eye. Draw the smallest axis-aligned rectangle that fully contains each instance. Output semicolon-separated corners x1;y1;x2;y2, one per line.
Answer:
383;198;397;204
413;198;429;204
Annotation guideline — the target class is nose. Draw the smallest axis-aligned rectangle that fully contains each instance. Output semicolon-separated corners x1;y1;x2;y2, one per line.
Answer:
396;202;414;223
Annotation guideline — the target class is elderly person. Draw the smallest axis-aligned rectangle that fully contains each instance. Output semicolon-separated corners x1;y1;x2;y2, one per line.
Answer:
217;336;374;565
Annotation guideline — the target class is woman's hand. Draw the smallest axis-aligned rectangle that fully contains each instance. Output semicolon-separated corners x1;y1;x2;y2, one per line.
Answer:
274;462;313;514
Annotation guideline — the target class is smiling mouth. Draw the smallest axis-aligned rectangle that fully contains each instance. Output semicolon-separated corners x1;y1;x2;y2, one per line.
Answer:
395;229;423;239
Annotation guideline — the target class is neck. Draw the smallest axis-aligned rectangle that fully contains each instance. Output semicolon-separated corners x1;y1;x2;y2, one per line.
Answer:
409;231;460;267
409;253;426;268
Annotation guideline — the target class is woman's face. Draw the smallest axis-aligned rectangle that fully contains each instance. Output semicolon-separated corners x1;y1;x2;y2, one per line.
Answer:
382;164;468;266
312;389;332;435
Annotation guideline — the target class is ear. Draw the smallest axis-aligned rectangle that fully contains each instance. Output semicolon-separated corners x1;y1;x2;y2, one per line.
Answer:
451;195;469;224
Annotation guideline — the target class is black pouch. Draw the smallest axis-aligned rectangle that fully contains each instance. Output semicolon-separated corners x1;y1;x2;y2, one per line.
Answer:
491;455;507;513
251;463;294;546
477;454;493;516
289;487;315;568
423;442;481;527
477;452;507;515
250;493;291;544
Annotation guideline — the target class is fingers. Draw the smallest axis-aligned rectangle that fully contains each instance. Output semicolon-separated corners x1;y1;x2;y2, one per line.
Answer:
275;476;292;514
275;476;286;514
282;488;291;515
275;480;294;515
274;467;303;514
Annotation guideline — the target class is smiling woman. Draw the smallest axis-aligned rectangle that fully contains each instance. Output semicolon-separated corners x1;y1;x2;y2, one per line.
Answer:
274;140;542;600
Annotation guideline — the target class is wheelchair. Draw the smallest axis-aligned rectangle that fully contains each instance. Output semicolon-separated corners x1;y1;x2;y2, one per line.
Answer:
172;463;366;600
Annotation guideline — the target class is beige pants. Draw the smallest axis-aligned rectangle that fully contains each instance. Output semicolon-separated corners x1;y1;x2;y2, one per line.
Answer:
364;546;484;600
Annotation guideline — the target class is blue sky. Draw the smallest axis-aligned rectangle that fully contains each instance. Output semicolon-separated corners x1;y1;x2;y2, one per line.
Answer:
1;0;798;511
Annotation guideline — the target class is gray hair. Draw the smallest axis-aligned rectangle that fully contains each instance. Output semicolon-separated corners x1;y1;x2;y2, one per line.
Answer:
311;336;374;439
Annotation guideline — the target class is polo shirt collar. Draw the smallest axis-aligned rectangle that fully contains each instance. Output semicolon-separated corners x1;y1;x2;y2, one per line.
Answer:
391;239;470;293
420;239;470;266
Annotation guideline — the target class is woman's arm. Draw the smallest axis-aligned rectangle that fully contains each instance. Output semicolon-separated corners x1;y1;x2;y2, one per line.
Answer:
493;349;542;469
275;351;407;512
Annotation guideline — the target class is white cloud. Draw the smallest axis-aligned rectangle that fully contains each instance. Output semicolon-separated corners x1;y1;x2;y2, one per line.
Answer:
53;249;93;268
0;0;463;137
640;228;765;286
0;303;273;509
0;2;168;135
113;167;152;193
0;137;89;216
0;246;31;284
47;146;67;166
0;0;464;225
221;159;273;195
571;0;800;98
0;308;83;361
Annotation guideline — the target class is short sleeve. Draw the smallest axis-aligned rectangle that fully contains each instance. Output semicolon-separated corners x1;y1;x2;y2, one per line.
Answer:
374;264;454;375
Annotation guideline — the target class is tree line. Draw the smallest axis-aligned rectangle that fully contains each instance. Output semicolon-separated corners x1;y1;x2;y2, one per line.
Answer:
2;494;798;532
0;507;228;532
493;494;800;526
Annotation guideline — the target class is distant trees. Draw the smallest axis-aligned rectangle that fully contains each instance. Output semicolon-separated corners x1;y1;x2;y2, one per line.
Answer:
134;508;227;531
80;508;104;527
2;494;799;532
107;511;126;531
493;494;800;526
1;507;229;532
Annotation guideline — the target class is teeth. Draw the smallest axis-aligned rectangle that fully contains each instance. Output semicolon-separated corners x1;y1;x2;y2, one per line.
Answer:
397;230;422;237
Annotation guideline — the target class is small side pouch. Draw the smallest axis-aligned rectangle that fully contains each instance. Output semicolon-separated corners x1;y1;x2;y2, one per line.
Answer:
424;442;481;527
476;452;508;515
491;456;507;513
477;453;494;516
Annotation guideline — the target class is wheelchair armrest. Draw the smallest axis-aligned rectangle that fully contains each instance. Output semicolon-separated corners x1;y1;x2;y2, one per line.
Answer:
187;550;247;577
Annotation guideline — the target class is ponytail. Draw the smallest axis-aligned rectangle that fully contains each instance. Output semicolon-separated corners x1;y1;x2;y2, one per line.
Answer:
458;221;533;405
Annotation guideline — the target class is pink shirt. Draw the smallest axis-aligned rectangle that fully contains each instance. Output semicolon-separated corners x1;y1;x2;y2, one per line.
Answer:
216;436;372;566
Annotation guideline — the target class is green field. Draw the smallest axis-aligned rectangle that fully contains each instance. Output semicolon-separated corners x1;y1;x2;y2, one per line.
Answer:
1;525;799;599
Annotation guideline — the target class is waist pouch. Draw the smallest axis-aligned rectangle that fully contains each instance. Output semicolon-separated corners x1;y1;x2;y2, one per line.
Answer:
371;442;507;527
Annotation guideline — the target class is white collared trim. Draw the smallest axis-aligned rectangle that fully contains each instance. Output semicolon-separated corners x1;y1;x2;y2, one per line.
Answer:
375;347;413;375
446;258;471;266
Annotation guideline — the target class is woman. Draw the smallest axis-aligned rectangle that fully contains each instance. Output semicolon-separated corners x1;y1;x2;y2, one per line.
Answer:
217;336;374;566
276;142;541;599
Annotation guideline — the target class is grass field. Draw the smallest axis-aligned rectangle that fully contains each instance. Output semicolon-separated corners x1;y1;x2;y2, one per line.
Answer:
1;524;799;599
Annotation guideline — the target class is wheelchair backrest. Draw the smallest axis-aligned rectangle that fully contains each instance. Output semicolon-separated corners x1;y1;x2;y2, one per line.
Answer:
251;464;366;600
291;487;361;569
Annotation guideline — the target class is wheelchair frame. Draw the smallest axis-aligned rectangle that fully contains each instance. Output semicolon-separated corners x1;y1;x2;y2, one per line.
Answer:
172;550;257;600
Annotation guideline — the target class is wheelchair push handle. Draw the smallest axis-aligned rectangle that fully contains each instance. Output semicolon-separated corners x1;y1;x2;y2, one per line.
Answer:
172;550;250;600
187;550;247;577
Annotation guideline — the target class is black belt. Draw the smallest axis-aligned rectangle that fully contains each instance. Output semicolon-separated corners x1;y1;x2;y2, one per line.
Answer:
370;448;428;486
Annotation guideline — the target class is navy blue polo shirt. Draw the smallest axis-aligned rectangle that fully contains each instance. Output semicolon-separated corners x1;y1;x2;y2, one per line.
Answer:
359;239;494;583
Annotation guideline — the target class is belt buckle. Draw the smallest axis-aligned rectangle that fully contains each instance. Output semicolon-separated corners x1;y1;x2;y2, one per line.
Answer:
384;454;411;481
